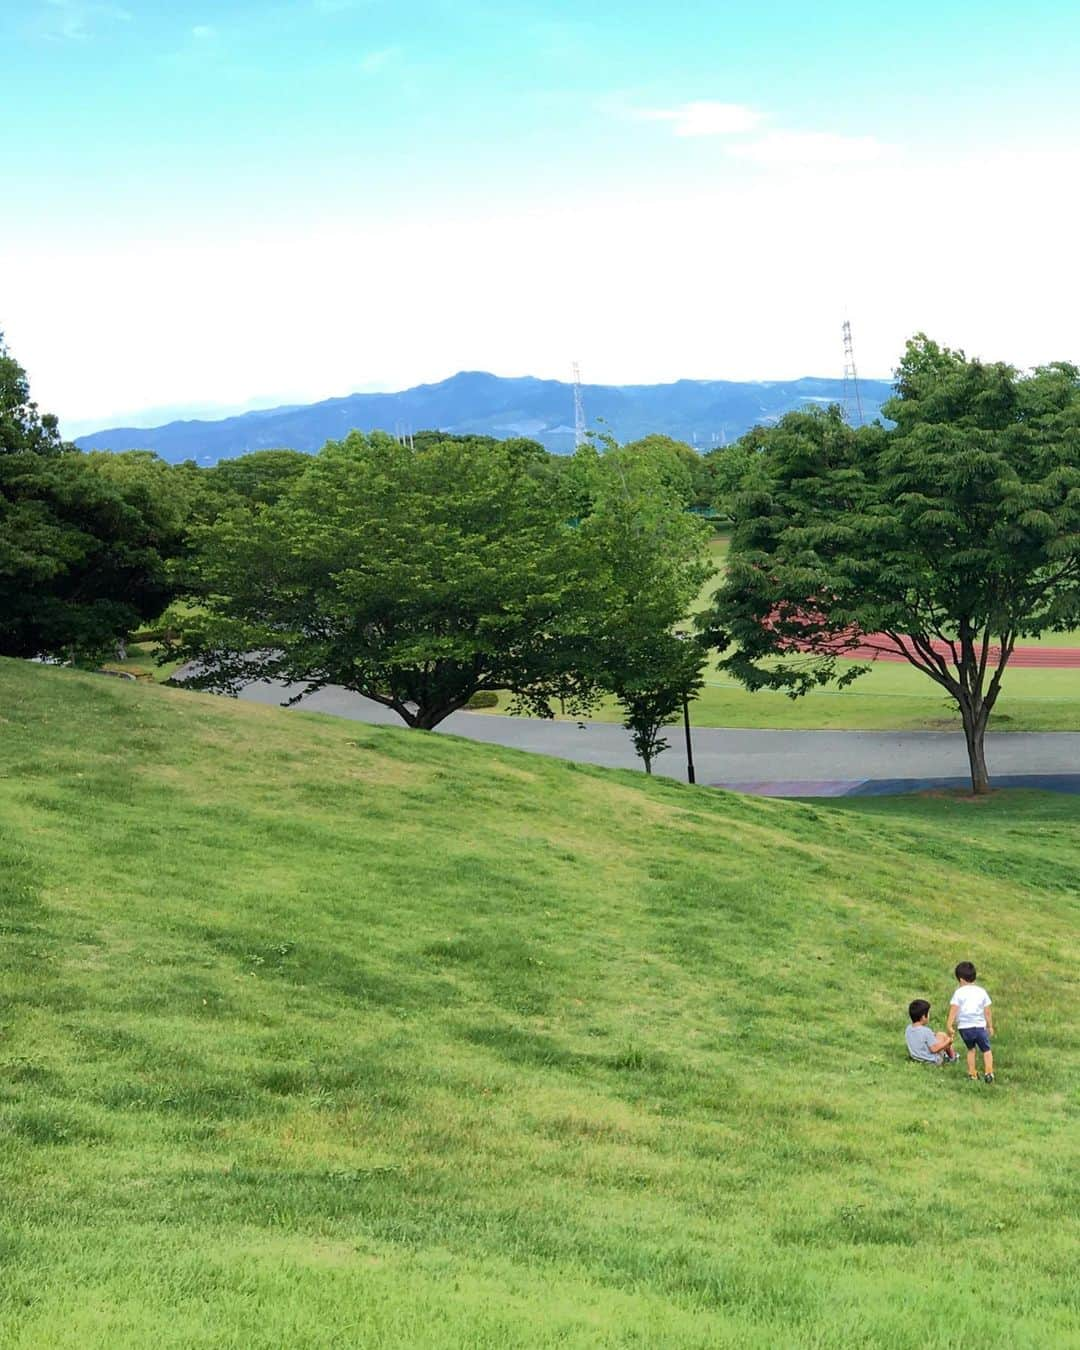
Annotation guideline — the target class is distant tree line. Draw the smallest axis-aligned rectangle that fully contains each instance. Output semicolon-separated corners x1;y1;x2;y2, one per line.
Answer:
5;330;1080;790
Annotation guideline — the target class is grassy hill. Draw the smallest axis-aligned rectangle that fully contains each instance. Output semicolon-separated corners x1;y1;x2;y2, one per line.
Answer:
1;658;1077;1348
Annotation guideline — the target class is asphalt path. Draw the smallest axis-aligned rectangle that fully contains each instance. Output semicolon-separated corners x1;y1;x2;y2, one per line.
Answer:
225;677;1080;794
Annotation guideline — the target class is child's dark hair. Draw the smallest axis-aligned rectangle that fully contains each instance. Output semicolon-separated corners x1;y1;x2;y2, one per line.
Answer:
955;961;977;982
908;998;931;1022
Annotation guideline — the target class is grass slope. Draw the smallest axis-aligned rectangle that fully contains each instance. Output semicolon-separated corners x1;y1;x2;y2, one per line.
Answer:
1;659;1078;1349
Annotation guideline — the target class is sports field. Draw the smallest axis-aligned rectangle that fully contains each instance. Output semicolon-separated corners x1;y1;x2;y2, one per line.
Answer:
2;659;1077;1347
681;536;1080;732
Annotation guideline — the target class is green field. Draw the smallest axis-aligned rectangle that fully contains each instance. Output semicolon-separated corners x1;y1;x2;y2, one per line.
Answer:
477;659;1080;733
688;534;1080;730
2;658;1077;1347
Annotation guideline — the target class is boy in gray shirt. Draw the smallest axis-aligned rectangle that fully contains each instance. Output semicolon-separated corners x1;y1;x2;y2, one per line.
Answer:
905;999;959;1065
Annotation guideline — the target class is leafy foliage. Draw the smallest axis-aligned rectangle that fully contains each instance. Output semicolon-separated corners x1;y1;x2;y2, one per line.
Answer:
0;335;189;662
179;432;603;728
578;437;712;770
0;332;64;456
705;335;1080;790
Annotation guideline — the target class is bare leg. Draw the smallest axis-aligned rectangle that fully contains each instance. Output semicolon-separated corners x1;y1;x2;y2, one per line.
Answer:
966;1046;978;1077
983;1049;994;1076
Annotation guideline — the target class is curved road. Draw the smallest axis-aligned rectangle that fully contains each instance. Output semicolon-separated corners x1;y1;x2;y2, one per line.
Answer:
227;678;1080;796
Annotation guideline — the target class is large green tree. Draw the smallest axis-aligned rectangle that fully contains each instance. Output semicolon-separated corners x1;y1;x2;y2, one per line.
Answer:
192;449;314;518
0;335;190;663
704;336;1080;793
578;438;712;772
179;432;602;728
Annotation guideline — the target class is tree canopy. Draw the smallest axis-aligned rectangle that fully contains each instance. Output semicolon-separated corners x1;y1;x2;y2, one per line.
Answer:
0;332;64;456
577;438;712;770
705;335;1080;792
0;336;190;663
179;431;604;728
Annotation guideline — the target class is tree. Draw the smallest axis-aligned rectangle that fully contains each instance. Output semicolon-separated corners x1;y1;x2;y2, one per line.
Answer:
619;434;700;506
178;431;602;728
578;438;712;772
194;448;314;517
704;336;1080;793
608;632;707;774
0;335;190;663
702;428;767;519
0;332;64;456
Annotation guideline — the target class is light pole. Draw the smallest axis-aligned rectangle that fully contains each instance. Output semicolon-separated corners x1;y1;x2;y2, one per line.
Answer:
674;629;697;785
682;690;695;785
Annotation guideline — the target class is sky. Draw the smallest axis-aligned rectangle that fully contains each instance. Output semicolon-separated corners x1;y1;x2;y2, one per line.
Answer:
3;0;1080;436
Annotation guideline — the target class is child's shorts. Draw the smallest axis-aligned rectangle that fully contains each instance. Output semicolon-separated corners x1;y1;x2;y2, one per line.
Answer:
958;1027;991;1052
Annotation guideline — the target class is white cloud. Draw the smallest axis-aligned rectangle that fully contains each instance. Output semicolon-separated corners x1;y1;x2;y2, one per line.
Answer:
632;100;887;165
358;46;397;74
636;100;762;137
40;0;131;40
729;129;887;166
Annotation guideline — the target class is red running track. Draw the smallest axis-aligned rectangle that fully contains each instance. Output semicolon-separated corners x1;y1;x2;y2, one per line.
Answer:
835;638;1080;669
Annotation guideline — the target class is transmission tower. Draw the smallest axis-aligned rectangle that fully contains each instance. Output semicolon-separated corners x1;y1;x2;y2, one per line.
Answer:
572;361;587;448
841;319;864;427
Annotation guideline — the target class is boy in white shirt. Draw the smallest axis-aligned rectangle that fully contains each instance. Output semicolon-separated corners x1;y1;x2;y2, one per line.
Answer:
946;961;995;1083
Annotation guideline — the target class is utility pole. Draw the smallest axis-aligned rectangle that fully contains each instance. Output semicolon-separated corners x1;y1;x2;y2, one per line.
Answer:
841;319;864;428
572;361;587;449
682;692;696;785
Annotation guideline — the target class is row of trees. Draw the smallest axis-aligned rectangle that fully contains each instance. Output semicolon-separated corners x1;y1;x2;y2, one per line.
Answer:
0;333;712;770
5;331;1080;790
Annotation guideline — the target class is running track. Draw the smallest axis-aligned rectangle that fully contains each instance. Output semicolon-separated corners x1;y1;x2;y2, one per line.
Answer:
812;637;1080;669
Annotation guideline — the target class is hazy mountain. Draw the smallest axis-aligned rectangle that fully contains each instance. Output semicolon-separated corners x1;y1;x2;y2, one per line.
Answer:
74;371;895;463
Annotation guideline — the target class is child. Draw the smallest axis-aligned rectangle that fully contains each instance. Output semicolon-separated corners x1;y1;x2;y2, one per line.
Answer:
946;961;995;1083
906;999;958;1065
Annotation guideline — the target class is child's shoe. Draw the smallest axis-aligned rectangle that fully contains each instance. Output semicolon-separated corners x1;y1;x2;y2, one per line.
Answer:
967;1074;979;1081
983;1073;995;1084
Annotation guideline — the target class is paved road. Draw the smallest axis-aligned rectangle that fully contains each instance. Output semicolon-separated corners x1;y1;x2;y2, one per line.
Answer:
227;678;1080;793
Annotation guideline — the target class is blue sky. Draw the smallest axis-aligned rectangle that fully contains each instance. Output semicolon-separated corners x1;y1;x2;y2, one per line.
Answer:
4;0;1080;433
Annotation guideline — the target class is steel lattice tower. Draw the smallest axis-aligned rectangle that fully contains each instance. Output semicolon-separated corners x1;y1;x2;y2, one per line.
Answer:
841;320;864;427
572;361;587;448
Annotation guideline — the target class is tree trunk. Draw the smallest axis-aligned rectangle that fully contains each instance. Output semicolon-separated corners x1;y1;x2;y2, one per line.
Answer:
412;708;444;731
960;704;991;795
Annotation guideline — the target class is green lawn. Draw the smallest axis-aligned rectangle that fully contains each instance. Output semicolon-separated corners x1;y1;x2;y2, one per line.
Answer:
687;658;1080;731
479;654;1080;733
683;533;1080;731
1;658;1077;1347
99;641;184;684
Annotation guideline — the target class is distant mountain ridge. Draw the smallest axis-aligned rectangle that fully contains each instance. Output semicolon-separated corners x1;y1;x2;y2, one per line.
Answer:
74;370;895;463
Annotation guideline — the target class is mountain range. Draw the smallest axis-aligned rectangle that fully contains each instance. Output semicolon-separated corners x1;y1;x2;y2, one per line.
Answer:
73;371;895;463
